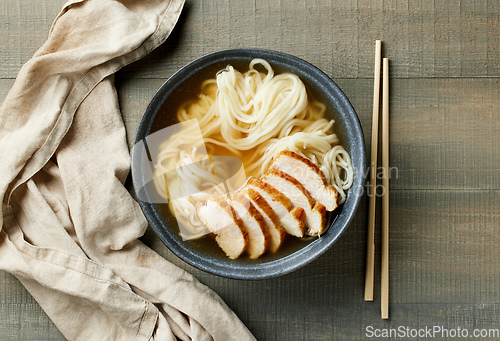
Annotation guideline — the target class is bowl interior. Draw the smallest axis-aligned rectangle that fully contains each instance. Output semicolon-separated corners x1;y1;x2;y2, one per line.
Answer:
132;49;365;279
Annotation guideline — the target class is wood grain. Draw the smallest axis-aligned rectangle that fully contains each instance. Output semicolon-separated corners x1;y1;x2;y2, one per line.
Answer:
1;0;499;340
0;0;66;78
0;272;64;340
334;78;500;191
1;0;499;79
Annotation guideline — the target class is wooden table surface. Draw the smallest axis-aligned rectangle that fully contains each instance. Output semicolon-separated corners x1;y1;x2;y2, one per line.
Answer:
1;1;499;340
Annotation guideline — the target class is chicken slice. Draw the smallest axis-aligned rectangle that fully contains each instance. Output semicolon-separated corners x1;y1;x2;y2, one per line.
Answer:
269;150;338;211
227;192;270;259
246;177;306;238
196;197;248;259
261;169;327;236
243;187;286;253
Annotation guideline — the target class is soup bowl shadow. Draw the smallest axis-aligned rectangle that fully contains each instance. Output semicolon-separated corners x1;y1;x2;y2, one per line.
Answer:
132;49;366;280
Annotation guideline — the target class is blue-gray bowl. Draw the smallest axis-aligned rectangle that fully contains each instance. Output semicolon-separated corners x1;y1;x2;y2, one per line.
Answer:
132;49;365;279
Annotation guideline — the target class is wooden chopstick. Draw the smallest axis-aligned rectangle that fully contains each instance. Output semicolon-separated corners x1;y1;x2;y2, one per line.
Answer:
381;57;390;319
364;40;382;302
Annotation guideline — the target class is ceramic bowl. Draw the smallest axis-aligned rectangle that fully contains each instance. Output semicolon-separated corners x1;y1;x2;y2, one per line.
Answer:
132;49;365;279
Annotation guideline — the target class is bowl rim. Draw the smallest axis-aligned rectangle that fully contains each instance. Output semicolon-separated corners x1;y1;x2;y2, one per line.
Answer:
132;48;366;279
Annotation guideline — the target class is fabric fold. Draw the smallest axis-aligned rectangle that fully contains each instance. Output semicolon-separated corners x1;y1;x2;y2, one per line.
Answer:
0;0;256;340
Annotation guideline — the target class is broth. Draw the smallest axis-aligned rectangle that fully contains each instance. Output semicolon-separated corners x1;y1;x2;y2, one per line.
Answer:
150;59;348;262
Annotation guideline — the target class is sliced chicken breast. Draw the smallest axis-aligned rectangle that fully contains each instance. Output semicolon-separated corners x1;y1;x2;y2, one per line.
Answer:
246;177;306;238
261;169;326;236
243;187;286;253
270;150;338;211
196;197;248;259
228;193;270;259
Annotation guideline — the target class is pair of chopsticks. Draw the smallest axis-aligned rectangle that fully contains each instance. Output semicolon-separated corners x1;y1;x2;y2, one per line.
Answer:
364;40;390;319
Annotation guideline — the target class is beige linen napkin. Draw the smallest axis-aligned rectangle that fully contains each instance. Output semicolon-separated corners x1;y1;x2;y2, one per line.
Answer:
0;0;256;340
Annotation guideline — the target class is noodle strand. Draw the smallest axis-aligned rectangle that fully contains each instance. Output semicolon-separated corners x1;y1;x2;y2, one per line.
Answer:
153;59;354;238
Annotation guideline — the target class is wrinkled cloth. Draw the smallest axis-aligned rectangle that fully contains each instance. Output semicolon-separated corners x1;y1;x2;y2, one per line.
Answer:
0;0;256;340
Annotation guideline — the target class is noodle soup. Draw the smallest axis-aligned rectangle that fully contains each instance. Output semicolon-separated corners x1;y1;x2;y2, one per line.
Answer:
133;49;365;278
150;58;353;261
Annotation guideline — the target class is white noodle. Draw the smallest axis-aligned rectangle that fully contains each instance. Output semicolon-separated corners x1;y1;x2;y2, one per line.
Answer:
153;59;354;238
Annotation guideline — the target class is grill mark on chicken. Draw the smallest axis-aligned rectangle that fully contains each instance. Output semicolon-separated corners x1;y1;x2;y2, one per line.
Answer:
228;192;270;258
244;188;286;253
196;197;248;259
270;150;338;211
261;169;326;236
195;151;340;258
246;177;306;238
